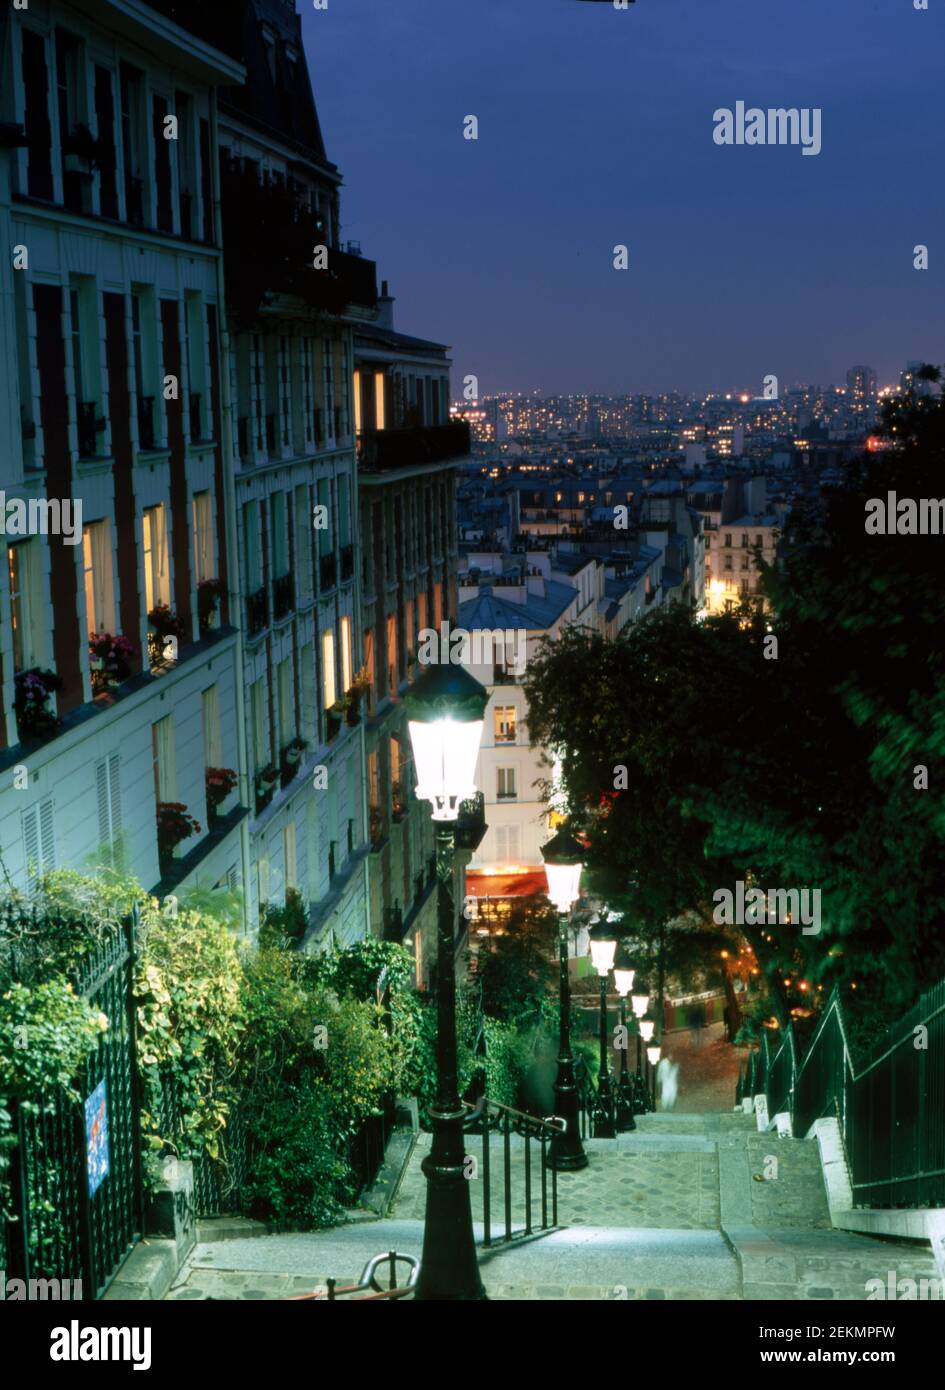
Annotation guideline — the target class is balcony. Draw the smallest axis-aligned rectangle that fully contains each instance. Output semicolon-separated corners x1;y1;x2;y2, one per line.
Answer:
137;395;155;450
77;401;105;459
219;158;378;326
454;792;486;853
340;544;354;582
359;421;471;473
189;392;203;441
319;551;337;592
273;572;294;622
246;586;268;637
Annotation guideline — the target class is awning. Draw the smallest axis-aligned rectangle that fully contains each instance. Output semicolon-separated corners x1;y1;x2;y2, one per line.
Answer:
465;870;548;900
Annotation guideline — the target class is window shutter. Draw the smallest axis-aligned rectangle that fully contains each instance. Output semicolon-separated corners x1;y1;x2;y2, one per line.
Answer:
22;806;39;882
97;760;110;845
108;754;122;838
39;800;55;870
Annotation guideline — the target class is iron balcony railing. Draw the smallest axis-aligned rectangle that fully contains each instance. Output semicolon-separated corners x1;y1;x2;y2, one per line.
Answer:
738;978;945;1209
137;395;155;450
319;551;337;592
359;421;471;472
246;586;268;637
272;572;294;622
340;544;355;582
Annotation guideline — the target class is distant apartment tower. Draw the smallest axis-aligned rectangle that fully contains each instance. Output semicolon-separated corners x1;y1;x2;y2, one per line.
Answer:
0;3;247;903
846;365;877;421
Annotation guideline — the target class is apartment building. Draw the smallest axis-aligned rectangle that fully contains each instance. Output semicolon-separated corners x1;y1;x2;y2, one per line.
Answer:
215;0;378;944
354;294;474;984
0;2;247;903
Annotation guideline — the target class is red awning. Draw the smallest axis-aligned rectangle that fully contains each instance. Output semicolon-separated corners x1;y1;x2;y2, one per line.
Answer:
465;870;548;900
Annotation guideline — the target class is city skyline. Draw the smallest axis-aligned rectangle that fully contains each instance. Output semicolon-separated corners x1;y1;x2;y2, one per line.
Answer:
304;0;944;396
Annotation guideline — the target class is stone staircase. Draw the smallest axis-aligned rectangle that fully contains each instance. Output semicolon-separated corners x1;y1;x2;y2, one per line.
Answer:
166;1108;941;1301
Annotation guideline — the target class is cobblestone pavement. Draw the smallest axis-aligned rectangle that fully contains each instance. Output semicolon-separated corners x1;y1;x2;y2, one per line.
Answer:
392;1133;722;1229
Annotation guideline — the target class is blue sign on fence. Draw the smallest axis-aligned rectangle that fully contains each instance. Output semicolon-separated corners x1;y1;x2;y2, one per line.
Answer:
84;1079;109;1196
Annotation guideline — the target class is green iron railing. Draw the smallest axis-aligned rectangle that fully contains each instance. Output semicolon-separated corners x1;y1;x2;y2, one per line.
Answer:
737;979;945;1209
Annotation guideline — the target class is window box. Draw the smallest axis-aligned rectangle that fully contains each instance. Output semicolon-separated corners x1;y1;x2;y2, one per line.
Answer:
197;578;225;635
205;766;238;824
14;668;62;742
156;801;200;874
89;632;136;696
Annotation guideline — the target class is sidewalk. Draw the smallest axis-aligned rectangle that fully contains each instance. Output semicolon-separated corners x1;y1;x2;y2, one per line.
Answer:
659;1021;746;1112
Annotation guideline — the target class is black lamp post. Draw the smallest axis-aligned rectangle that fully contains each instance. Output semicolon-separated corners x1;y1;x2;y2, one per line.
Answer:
406;663;488;1302
630;981;652;1114
588;916;618;1138
612;946;637;1132
639;1015;657;1110
540;826;588;1172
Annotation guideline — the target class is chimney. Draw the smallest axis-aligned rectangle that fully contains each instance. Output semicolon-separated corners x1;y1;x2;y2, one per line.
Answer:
377;279;395;331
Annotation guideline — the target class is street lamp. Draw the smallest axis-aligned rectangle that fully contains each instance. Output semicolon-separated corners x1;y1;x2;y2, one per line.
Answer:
640;1018;657;1108
541;827;589;1171
612;946;637;1132
630;983;651;1114
588;917;618;1138
406;663;488;1302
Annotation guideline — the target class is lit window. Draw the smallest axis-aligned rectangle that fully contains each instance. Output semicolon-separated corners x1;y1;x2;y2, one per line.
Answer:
142;505;170;612
322;629;336;710
83;519;116;637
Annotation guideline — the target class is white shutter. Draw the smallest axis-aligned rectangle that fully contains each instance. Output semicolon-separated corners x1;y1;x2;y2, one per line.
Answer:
108;754;122;838
23;799;55;883
22;806;39;882
97;761;110;845
39;800;55;870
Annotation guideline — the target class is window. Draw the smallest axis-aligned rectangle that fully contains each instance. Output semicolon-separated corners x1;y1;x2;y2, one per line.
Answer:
193;491;215;582
723;555;733;572
417;591;427;634
723;533;732;548
151;714;177;802
22;799;55;883
21;29;54;201
433;582;443;629
497;767;516;799
119;62;145;225
755;534;764;548
96;754;122;863
131;289;157;447
202;685;221;768
243;501;261;593
142;505;170;612
294;486;311;603
270;491;288;578
277;659;293;745
56;30;87;213
323;338;335;438
374;372;385;431
82;519;115;637
300;641;315;743
302;337;315;444
251;678;267;770
8;542;39;672
405;598;415;658
184;293;206;438
257;855;271;908
322;629;336;711
363;629;375;708
495;823;520;863
740;555;750;571
494;706;516;744
386;613;397;696
368;751;380;810
340;616;352;693
353;369;362;435
278;335;291;447
283;822;297;891
174;91;195;238
152;94;173;232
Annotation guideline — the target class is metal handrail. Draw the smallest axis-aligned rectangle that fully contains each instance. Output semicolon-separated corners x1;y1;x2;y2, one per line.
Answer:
462;1096;562;1247
288;1251;419;1302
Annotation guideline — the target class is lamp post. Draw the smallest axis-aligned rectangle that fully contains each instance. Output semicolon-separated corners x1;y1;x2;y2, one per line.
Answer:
639;1016;657;1110
540;827;589;1171
406;663;488;1302
631;983;651;1114
612;946;637;1132
588;916;618;1138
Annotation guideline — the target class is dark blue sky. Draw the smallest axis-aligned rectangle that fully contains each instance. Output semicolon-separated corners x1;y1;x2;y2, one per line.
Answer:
302;0;944;396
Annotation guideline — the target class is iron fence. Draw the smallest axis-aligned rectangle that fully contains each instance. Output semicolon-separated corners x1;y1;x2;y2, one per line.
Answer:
738;979;945;1209
3;911;142;1298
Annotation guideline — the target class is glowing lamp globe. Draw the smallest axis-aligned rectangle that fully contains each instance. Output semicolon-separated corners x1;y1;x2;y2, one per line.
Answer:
639;1018;656;1043
612;945;636;998
540;827;585;913
646;1045;661;1067
405;664;487;821
631;988;650;1019
587;917;618;976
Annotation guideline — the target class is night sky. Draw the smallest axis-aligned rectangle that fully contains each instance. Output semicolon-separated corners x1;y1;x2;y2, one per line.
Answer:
302;0;944;397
